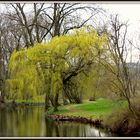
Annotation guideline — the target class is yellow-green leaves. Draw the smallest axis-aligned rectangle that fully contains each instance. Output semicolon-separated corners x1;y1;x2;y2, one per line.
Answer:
6;27;108;101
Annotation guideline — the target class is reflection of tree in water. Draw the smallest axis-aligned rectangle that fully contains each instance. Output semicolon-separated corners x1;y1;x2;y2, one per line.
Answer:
0;107;109;137
55;123;59;137
45;118;55;137
44;119;90;137
99;130;101;137
0;106;44;136
0;108;18;136
0;109;7;136
44;118;110;137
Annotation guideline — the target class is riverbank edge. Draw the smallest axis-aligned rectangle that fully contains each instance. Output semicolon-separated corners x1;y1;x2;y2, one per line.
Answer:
45;111;140;137
46;113;104;128
0;101;45;109
1;101;139;136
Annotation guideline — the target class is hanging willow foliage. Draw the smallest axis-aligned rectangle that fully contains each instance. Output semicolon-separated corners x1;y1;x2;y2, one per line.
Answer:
6;27;108;103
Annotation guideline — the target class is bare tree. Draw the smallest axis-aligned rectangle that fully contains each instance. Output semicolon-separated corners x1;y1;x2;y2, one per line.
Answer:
0;48;4;102
0;17;6;101
100;15;140;121
5;3;45;48
3;3;102;47
42;3;102;37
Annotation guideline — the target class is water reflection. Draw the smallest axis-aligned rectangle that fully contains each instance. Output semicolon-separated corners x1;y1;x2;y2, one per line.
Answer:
0;106;111;137
44;119;109;137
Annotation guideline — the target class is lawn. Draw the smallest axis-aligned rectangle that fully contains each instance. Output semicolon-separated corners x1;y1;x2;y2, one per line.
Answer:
49;98;127;120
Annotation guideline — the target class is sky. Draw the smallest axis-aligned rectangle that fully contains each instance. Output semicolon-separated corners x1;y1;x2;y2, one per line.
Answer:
100;3;140;62
100;3;140;34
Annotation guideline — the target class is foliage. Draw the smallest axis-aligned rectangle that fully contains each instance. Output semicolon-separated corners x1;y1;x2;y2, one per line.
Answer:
6;50;45;101
6;28;107;107
103;96;140;136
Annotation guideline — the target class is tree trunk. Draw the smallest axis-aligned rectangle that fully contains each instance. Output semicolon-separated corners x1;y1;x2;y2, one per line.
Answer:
45;94;50;111
53;3;60;37
0;47;5;102
53;93;59;112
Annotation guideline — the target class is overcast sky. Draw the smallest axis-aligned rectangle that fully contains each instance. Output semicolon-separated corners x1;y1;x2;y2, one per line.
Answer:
101;3;140;33
100;3;140;62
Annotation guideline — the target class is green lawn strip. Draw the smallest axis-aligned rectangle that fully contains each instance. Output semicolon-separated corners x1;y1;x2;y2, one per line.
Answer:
6;95;45;104
51;98;126;120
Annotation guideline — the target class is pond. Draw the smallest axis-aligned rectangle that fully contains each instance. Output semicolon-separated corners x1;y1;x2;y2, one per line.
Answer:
0;106;114;137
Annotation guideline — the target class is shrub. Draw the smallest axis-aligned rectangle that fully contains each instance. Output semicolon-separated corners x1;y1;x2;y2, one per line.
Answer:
103;97;140;136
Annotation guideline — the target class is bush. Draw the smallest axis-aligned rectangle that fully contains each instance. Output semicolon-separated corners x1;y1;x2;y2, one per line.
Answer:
103;98;140;136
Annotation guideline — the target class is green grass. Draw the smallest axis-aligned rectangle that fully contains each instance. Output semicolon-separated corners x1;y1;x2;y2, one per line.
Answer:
49;98;127;120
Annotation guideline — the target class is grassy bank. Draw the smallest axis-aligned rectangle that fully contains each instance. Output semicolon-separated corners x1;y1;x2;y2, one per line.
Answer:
48;98;127;121
5;95;45;104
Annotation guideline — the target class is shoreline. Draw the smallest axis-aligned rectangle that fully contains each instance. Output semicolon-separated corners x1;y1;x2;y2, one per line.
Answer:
46;113;140;137
0;101;139;137
46;114;104;128
0;102;45;109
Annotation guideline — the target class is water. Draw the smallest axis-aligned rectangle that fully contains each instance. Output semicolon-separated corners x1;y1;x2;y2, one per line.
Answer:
0;106;112;137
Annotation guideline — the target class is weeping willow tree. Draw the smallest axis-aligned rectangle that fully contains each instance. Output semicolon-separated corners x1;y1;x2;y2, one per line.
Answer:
6;27;107;111
5;50;45;101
